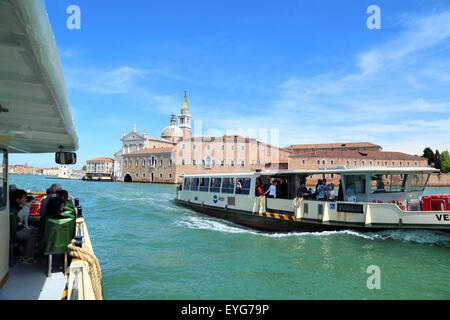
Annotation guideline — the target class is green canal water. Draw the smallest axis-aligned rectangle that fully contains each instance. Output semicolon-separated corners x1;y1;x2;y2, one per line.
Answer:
10;175;450;300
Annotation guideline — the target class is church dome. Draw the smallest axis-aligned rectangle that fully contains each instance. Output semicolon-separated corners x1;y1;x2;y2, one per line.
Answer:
161;115;183;141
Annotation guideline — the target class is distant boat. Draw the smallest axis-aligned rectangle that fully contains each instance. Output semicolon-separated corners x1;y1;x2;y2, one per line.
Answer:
176;167;449;233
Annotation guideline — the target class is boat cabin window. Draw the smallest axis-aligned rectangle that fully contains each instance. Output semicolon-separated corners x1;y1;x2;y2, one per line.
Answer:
409;173;430;192
183;177;191;190
344;175;366;201
0;149;6;210
258;175;292;199
370;174;409;193
236;178;251;195
190;178;199;191
221;177;235;194
199;178;210;192
210;178;221;193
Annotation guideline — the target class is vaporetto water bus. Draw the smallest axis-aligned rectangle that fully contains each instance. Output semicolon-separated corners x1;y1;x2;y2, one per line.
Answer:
0;0;103;299
176;167;450;233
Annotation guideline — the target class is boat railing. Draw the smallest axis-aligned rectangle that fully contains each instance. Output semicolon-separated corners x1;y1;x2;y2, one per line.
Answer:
65;215;103;300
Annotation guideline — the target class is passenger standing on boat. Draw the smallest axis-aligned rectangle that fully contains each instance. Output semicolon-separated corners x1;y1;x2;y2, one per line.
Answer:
279;178;288;199
314;179;322;199
337;180;344;201
255;178;264;196
265;180;277;199
10;189;38;264
262;180;270;193
236;180;243;194
327;183;336;201
318;179;329;200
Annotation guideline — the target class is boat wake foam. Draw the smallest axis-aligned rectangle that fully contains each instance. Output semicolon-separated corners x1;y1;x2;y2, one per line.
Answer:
370;229;450;245
176;215;450;245
176;215;260;235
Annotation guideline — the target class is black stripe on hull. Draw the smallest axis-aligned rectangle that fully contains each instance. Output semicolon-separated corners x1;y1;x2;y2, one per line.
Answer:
176;200;381;233
175;199;450;233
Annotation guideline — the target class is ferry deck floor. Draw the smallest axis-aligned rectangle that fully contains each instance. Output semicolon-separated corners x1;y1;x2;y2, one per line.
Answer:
0;256;67;300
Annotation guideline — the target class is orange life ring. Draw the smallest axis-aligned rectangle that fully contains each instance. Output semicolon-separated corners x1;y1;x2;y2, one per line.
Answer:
396;200;406;211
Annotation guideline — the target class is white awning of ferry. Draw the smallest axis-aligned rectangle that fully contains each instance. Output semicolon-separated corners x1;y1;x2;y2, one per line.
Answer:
0;0;78;153
260;166;440;175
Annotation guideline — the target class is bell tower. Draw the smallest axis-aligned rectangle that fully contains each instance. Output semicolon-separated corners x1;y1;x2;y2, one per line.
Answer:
178;91;192;138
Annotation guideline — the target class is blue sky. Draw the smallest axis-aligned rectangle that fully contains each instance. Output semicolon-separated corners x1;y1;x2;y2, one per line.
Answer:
10;0;450;169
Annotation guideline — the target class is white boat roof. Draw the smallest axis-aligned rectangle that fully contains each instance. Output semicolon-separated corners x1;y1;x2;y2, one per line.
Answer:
260;166;439;175
0;0;78;153
181;172;257;178
180;166;439;178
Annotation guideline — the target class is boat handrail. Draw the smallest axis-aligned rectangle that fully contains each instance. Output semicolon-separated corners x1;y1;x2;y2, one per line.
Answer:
66;217;103;300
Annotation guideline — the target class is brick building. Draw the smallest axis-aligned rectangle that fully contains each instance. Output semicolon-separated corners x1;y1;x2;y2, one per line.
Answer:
86;157;115;175
288;150;427;186
116;92;428;185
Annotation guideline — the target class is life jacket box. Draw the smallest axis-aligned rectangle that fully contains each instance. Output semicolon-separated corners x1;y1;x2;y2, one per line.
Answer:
421;195;450;211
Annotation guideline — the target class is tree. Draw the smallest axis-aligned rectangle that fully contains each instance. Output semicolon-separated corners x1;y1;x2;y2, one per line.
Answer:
441;151;450;173
435;150;442;170
422;147;435;165
82;165;87;171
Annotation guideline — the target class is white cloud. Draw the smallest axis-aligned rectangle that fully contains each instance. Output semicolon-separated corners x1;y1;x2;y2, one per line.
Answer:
66;66;149;94
194;10;450;154
358;10;450;75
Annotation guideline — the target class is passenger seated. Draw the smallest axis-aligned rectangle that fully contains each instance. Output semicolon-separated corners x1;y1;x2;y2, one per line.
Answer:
296;182;309;198
56;189;76;214
37;184;63;252
10;189;38;264
346;183;357;202
40;183;62;218
56;189;68;200
46;197;67;220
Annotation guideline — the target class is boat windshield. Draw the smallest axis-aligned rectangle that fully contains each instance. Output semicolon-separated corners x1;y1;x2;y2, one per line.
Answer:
370;174;409;193
409;173;430;192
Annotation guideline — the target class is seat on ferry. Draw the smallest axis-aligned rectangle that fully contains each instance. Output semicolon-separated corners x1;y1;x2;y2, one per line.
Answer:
8;210;31;267
43;216;75;276
9;211;19;266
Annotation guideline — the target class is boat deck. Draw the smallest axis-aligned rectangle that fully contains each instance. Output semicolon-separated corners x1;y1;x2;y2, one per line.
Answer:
0;257;67;300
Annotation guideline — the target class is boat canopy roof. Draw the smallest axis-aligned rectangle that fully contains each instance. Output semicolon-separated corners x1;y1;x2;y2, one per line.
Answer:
180;166;439;178
181;172;257;178
259;166;439;176
0;0;78;153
